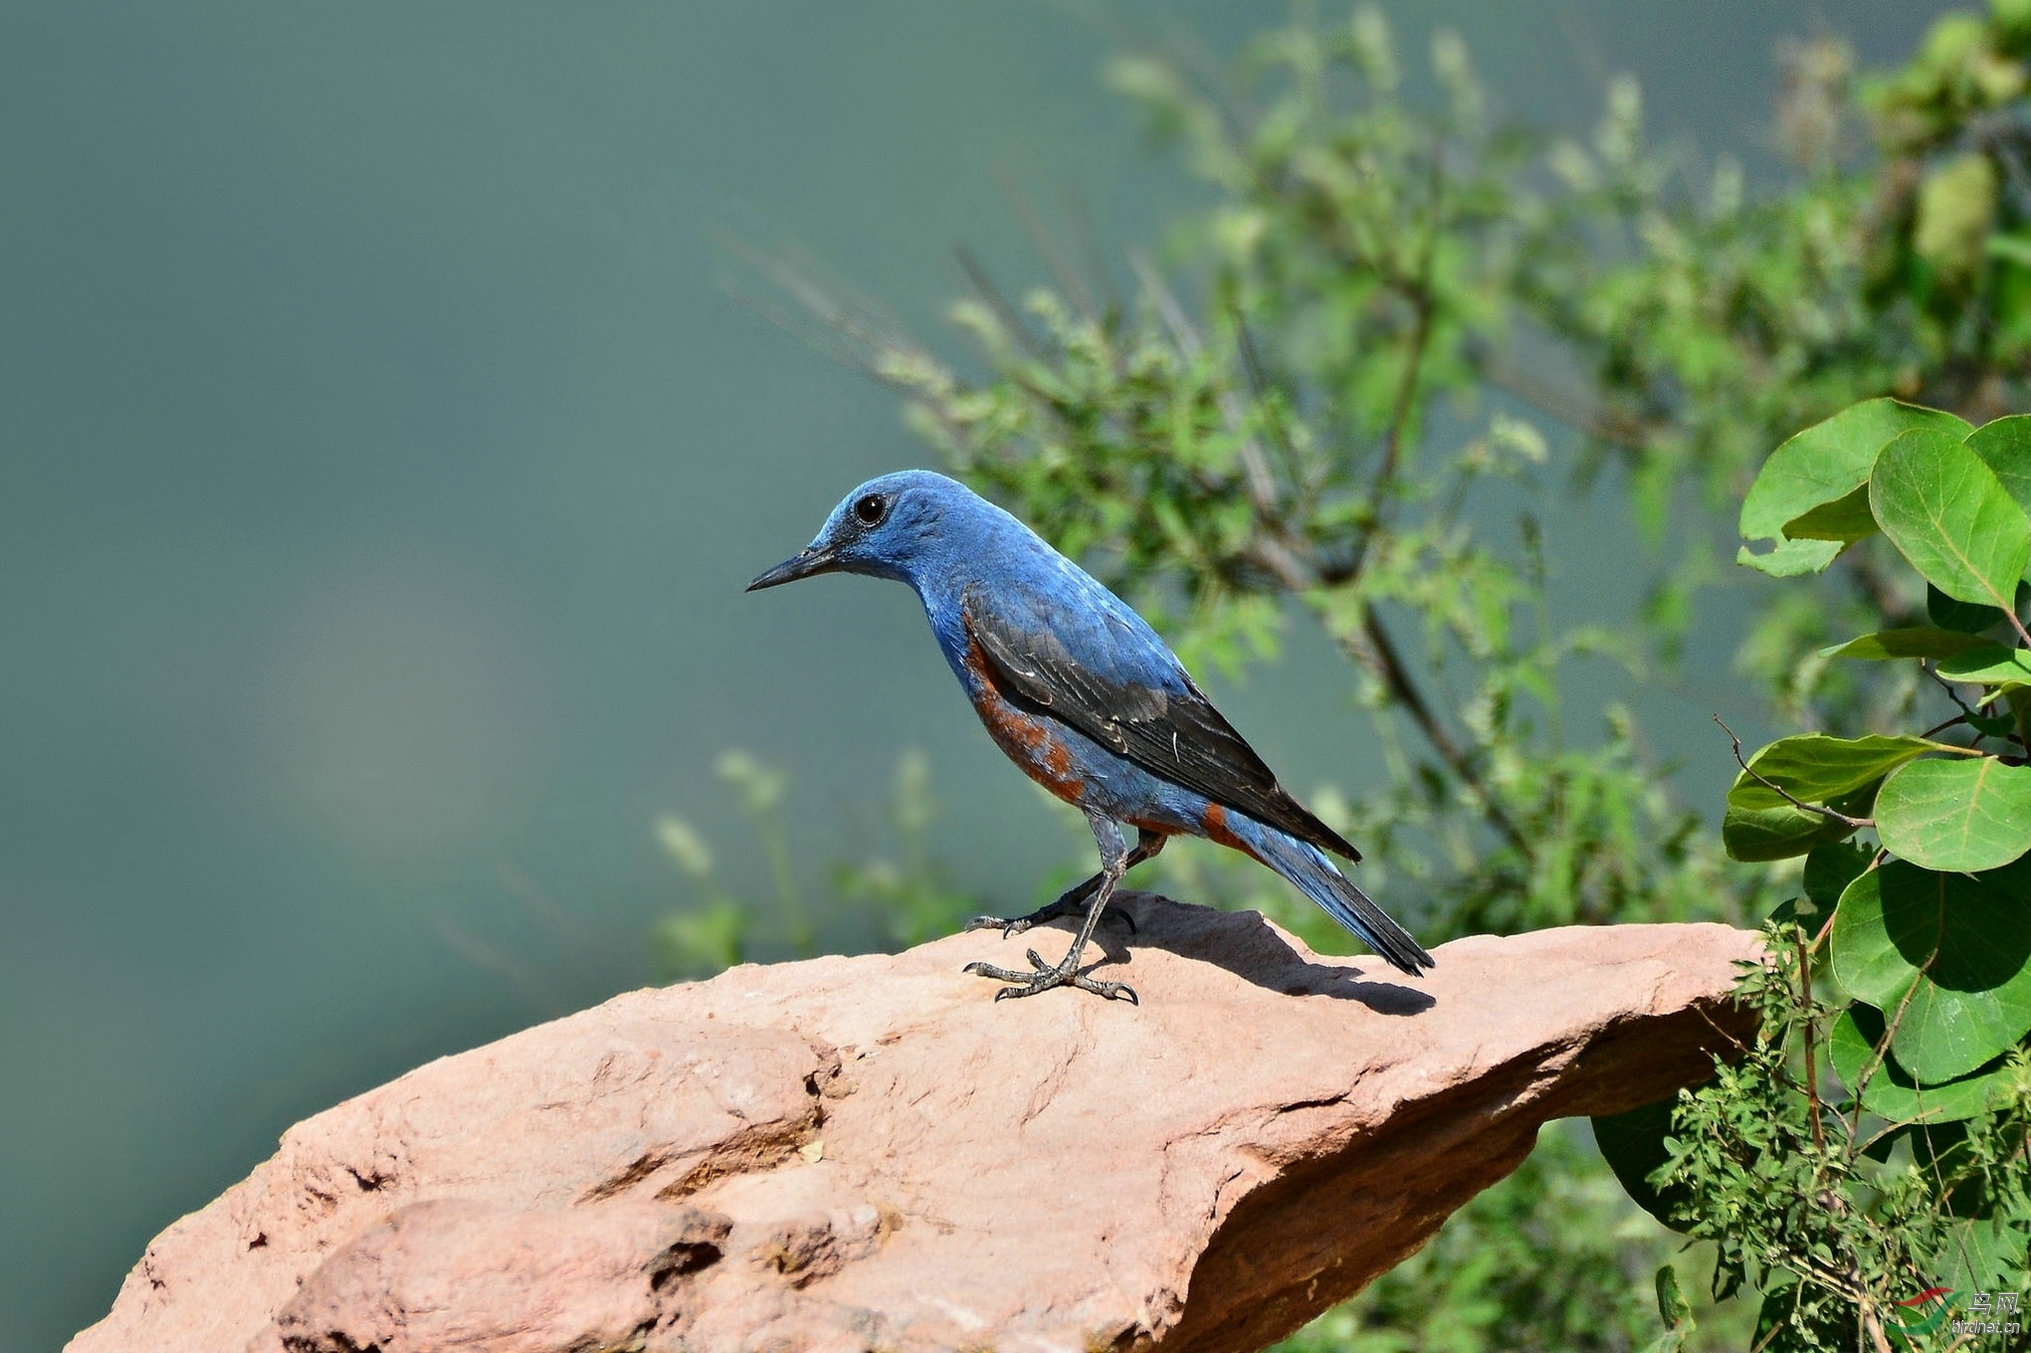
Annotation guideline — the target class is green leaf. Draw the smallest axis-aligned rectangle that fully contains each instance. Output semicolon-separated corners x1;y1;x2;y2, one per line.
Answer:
1723;802;1854;861
1725;733;1943;809
1818;626;1993;660
1877;755;2031;871
1753;1281;1853;1350
1654;1265;1691;1329
1828;1003;2013;1124
1804;839;1872;911
1735;536;1842;577
1990;232;2031;267
1593;1097;1685;1230
1767;895;1816;928
1639;1264;1696;1353
650;900;746;980
1739;399;1970;575
1870;428;2031;608
1936;1214;2031;1296
1970;707;2021;738
1936;644;2031;685
1909;1120;1994;1218
1723;776;1880;862
1781;483;1875;543
1928;582;2006;633
1968;414;2031;522
1831;858;2031;1082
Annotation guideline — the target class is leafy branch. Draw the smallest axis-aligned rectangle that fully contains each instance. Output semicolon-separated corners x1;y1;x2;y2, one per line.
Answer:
1602;393;2031;1351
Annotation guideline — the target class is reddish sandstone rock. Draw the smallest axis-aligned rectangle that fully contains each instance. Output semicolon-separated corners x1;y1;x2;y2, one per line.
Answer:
69;895;1759;1353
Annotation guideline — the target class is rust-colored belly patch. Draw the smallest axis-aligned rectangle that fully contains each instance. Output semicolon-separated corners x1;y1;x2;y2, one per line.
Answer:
962;635;1085;803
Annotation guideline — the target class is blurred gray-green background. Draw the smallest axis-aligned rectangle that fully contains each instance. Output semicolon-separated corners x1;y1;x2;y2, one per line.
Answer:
1;5;1943;1349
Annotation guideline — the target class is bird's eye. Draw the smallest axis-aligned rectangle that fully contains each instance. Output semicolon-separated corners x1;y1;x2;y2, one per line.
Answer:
853;493;888;527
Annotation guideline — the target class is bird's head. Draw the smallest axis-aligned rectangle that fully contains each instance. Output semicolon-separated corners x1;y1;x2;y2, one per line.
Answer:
746;469;979;592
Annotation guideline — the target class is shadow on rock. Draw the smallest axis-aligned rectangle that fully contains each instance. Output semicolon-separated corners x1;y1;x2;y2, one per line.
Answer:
1014;890;1437;1015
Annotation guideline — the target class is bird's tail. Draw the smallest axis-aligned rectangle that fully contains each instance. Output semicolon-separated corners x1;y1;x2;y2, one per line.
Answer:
1236;817;1434;976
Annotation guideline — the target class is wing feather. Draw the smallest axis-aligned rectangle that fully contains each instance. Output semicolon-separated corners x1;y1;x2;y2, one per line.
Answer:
963;590;1361;861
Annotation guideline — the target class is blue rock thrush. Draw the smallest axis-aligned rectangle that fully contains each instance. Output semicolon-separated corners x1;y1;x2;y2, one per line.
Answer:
748;470;1433;1003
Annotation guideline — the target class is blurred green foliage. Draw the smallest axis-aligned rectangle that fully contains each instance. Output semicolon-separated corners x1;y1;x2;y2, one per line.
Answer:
674;1;2031;1346
831;747;983;947
654;747;977;976
652;749;802;977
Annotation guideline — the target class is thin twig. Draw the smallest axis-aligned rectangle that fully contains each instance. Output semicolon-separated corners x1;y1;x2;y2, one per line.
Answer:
1245;534;1318;595
715;233;939;390
1748;1305;1793;1353
1467;341;1659;453
1230;302;1303;479
1345;136;1446;582
1715;716;1876;829
1797;931;1829;1161
1932;666;1984;723
1920;710;1974;740
2005;601;2031;653
996;168;1099;320
1129;251;1281;516
1841;549;1923;629
1062;182;1123;318
1849;954;1931;1141
1809;905;1838;956
954;245;1049;361
1927;669;2029;751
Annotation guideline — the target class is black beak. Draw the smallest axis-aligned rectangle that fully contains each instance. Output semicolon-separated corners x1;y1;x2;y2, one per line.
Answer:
746;546;840;592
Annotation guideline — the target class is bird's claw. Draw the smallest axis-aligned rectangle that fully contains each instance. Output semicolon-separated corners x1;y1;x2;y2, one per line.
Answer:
963;913;1036;939
961;957;1138;1005
961;904;1134;939
962;960;1032;984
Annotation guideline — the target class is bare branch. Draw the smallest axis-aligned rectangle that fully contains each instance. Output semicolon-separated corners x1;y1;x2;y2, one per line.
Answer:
1358;610;1535;859
1468;343;1659;453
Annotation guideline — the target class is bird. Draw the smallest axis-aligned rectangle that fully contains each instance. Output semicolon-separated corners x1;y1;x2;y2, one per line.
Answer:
747;470;1432;1003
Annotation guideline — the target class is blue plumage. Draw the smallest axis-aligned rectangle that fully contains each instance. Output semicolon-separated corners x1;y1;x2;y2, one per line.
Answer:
749;470;1431;1001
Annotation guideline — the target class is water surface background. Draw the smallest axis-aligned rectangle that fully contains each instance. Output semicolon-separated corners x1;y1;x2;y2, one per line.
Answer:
3;4;1943;1347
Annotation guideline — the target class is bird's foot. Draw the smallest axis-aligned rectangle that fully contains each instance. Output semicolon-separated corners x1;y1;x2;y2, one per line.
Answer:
961;904;1061;939
962;899;1136;939
962;948;1138;1004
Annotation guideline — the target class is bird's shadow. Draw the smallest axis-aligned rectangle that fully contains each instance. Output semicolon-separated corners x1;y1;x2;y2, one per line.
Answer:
1045;891;1435;1015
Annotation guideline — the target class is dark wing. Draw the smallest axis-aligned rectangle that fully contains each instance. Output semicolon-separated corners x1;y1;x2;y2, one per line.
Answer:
962;589;1361;861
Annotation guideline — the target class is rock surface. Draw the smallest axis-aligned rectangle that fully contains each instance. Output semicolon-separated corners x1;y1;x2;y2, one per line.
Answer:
70;896;1760;1353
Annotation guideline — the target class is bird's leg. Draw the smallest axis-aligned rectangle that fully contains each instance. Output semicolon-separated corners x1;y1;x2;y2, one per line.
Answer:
964;814;1139;1003
963;872;1099;938
962;830;1164;938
